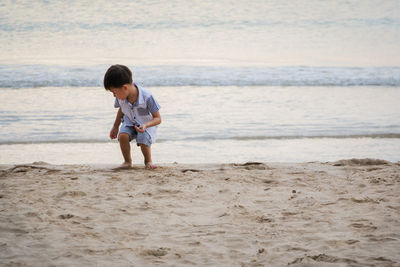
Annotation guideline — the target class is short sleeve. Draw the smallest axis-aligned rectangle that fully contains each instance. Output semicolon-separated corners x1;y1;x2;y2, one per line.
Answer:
114;98;120;108
147;96;161;114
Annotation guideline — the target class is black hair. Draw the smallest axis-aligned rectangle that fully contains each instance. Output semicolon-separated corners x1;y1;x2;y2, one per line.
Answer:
103;64;133;90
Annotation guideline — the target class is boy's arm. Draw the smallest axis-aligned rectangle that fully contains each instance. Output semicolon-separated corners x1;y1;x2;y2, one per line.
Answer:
110;108;123;139
113;107;124;128
135;111;162;133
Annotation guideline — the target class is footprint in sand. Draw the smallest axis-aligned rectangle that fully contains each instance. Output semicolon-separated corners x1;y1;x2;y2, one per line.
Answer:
56;191;87;198
349;222;377;231
255;215;274;223
290;254;358;265
140;247;169;257
351;197;380;204
59;214;74;219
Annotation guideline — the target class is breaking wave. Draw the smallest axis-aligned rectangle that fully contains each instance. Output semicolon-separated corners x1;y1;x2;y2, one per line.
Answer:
1;64;399;88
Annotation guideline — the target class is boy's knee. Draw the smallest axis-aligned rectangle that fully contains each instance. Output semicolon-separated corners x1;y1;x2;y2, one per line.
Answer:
118;133;130;142
139;143;150;148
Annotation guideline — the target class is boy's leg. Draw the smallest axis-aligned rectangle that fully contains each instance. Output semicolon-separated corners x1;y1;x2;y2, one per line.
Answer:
140;144;157;170
137;131;156;169
117;133;132;169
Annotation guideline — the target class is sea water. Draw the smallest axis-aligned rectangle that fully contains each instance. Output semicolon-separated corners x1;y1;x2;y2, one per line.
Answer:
0;0;399;164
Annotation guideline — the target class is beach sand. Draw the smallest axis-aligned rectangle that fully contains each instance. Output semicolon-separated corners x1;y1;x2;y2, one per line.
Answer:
0;159;399;266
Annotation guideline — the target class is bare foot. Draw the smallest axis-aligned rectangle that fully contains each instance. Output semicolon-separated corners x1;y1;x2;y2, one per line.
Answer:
145;162;157;170
113;162;132;170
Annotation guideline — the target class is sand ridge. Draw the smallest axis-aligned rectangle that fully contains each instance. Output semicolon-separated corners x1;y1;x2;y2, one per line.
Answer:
0;160;399;266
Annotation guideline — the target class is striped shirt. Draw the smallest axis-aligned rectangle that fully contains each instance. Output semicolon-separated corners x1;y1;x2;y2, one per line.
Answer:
114;84;161;143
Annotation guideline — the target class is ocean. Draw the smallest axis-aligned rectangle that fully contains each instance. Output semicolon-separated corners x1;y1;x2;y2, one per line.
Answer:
0;0;399;164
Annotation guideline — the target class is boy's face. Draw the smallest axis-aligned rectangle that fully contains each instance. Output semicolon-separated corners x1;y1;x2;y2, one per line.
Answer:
110;85;128;100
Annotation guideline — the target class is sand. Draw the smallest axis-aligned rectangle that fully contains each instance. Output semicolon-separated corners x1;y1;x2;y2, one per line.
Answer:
0;159;399;266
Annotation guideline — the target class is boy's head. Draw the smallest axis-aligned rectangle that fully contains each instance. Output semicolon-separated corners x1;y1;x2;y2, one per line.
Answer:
103;64;133;91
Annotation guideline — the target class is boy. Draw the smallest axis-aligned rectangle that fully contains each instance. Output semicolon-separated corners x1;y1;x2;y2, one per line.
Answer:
104;65;161;170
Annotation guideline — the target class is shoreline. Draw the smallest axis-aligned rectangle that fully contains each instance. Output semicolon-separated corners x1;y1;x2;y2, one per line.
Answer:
1;159;399;265
1;157;399;167
1;138;400;165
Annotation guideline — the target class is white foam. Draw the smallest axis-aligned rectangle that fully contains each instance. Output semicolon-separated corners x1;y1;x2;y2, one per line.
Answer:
0;65;399;88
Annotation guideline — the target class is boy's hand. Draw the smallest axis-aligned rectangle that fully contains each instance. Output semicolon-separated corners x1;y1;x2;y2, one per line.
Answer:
135;124;147;133
110;126;119;139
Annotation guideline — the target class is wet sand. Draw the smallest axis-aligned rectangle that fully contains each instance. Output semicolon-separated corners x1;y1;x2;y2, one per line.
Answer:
0;159;399;266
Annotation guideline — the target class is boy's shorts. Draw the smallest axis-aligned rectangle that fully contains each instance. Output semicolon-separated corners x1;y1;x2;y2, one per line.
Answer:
118;124;152;147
